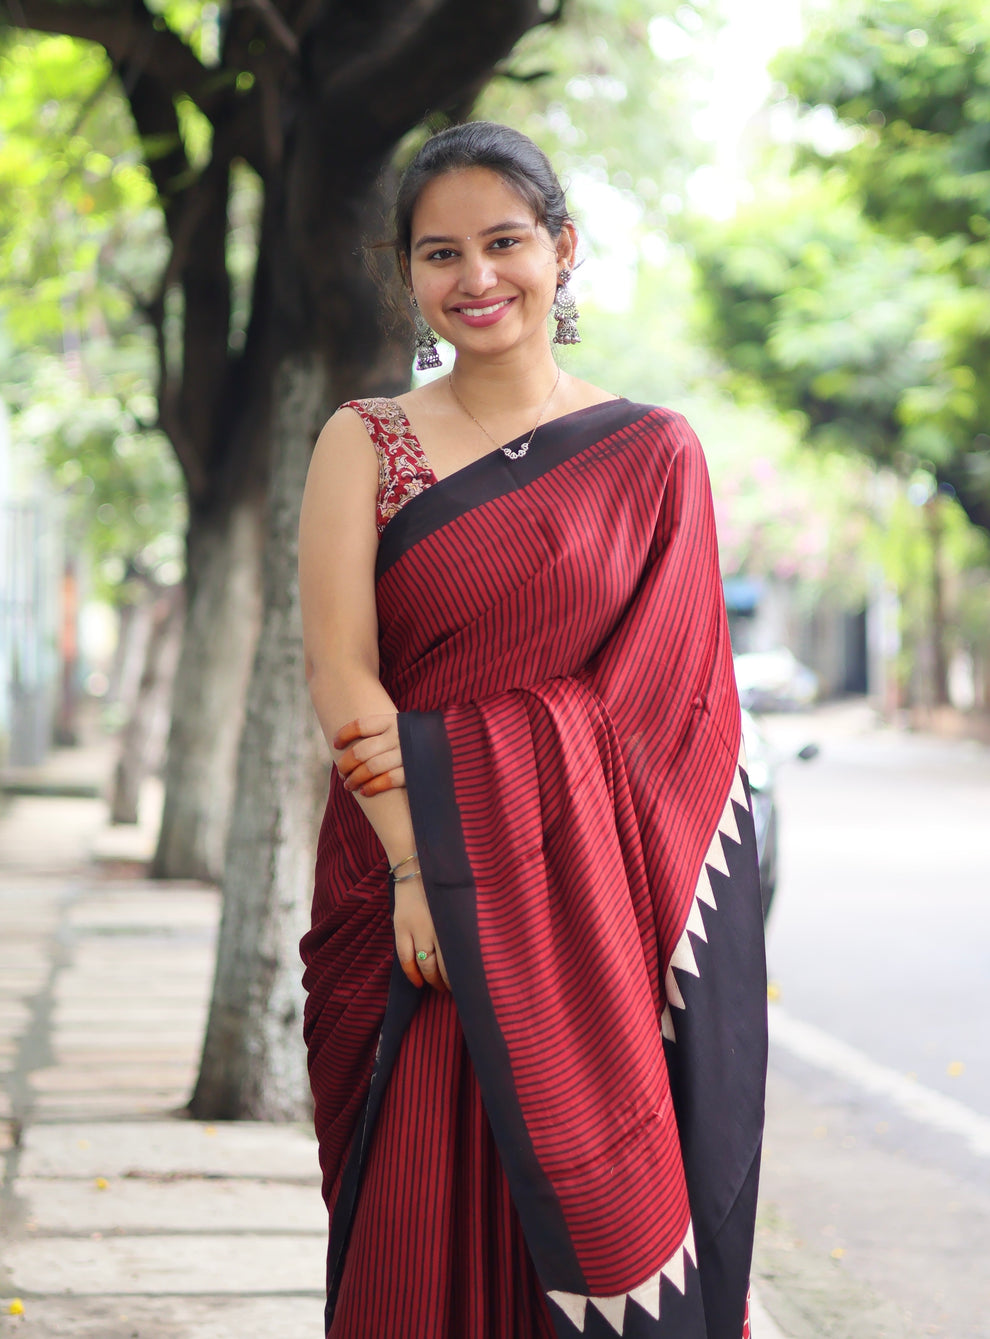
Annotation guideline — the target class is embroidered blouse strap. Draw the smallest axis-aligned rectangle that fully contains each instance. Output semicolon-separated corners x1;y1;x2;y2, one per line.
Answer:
341;397;437;535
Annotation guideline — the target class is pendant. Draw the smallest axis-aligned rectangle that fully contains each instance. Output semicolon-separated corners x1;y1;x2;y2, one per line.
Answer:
502;440;530;460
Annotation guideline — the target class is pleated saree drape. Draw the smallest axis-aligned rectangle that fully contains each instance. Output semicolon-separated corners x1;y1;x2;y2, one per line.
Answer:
301;400;767;1339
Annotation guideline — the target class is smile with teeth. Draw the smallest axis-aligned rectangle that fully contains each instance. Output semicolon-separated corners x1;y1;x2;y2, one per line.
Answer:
456;299;513;317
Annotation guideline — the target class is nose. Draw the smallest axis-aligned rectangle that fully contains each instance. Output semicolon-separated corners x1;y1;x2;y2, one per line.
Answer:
458;246;498;295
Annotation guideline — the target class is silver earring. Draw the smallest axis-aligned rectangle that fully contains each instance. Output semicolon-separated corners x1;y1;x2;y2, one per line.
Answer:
552;269;580;345
411;296;442;370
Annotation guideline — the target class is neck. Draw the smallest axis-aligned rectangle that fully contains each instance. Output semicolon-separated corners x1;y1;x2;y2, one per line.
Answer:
449;341;561;414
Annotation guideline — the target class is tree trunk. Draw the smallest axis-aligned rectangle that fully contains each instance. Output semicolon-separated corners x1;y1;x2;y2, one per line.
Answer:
189;149;412;1117
189;352;328;1119
111;585;183;825
927;493;951;707
151;490;264;882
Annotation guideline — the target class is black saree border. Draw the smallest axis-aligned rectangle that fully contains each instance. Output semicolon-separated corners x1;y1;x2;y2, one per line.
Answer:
322;954;422;1333
397;708;589;1296
375;397;655;581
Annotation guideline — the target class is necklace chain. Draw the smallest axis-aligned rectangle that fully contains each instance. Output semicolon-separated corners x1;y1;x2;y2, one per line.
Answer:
447;367;562;461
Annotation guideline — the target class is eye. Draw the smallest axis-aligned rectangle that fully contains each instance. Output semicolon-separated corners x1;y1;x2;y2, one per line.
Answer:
490;236;520;250
426;247;458;262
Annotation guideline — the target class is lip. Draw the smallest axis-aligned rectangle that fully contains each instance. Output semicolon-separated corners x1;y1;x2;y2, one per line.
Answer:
449;296;516;328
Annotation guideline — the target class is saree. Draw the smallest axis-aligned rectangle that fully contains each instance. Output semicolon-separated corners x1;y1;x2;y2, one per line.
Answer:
301;399;767;1339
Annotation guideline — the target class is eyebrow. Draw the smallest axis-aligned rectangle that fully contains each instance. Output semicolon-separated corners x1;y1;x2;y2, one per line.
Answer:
413;220;534;250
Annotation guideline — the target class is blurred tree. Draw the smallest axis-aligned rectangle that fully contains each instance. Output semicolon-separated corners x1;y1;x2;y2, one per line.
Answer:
693;179;959;470
692;180;988;704
3;0;566;1118
0;36;184;598
772;0;990;530
1;0;718;1117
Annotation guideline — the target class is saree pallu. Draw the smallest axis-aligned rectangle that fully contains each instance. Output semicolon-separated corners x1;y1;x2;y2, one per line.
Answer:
301;400;768;1339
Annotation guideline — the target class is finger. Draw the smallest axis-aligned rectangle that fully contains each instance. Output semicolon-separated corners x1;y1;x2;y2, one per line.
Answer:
415;947;444;992
332;719;365;750
336;744;363;778
435;942;451;991
359;769;406;797
332;715;394;750
395;932;425;989
344;749;403;791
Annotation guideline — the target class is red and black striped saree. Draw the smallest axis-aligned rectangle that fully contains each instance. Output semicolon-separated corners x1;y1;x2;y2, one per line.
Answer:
301;399;767;1339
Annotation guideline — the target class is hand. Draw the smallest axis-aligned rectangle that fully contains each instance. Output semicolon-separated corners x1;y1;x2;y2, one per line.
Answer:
393;873;449;992
334;714;406;797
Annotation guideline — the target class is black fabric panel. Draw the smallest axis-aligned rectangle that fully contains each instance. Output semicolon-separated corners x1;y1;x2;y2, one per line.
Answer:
376;399;648;579
695;1148;762;1339
323;954;422;1333
663;773;767;1338
398;708;587;1295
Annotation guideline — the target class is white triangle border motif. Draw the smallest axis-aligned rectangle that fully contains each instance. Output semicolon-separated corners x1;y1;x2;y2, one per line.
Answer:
547;1220;697;1335
661;746;748;1045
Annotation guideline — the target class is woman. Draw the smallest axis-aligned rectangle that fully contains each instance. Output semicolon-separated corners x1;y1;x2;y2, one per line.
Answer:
299;122;766;1339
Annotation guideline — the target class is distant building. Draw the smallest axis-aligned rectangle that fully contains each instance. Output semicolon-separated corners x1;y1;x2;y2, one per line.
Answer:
724;572;869;699
0;398;65;768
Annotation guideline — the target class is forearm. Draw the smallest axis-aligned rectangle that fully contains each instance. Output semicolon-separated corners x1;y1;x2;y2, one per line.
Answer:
307;666;416;867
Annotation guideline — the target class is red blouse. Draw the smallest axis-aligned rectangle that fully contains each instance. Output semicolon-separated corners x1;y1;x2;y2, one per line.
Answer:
342;398;437;536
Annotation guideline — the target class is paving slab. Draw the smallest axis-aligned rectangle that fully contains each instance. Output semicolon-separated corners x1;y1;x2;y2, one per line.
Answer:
16;1176;327;1233
52;983;211;1003
48;1048;199;1067
31;1093;192;1120
0;1293;324;1338
18;1121;321;1182
4;1230;325;1295
65;891;218;932
51;1010;204;1029
0;1002;31;1028
29;1066;197;1094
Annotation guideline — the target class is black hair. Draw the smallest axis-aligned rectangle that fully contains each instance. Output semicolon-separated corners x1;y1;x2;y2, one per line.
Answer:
393;121;571;271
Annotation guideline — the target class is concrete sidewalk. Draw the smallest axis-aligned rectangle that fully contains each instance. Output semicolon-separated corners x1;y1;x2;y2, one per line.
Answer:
0;739;787;1339
0;747;326;1337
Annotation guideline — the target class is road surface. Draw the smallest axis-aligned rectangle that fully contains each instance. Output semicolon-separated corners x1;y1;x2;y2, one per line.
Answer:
752;702;990;1339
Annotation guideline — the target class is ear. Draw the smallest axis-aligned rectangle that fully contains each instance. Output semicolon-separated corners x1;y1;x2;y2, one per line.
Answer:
398;253;412;294
555;221;578;270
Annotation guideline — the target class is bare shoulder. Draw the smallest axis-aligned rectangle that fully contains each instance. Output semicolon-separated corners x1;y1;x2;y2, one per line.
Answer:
558;373;621;413
313;402;378;455
301;406;378;531
392;380;448;416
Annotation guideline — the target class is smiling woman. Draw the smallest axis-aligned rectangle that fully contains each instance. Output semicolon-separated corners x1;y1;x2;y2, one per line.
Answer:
297;121;767;1339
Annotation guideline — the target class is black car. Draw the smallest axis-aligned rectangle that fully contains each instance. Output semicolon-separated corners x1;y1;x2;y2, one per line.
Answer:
740;708;817;922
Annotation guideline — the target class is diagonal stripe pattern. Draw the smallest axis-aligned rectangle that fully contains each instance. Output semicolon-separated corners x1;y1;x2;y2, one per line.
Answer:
661;756;748;1044
547;1221;698;1334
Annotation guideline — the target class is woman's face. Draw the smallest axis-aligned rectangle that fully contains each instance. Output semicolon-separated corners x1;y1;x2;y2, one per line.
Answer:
406;167;575;361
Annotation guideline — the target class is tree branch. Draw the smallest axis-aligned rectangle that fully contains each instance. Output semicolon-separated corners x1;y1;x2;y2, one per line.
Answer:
234;0;299;56
5;0;221;119
310;0;553;171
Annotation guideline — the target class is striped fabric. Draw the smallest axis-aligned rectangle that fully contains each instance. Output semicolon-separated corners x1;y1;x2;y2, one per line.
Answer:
301;401;767;1339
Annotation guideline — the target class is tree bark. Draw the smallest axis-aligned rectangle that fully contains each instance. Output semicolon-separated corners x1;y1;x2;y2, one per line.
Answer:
151;490;265;881
111;584;183;825
190;352;327;1118
9;0;559;1116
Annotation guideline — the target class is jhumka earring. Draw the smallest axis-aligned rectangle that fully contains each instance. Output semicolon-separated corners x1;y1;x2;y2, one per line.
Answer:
551;268;581;345
410;296;442;370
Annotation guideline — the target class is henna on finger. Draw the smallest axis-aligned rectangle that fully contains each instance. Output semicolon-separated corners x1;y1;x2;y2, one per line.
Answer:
332;719;366;750
359;776;407;792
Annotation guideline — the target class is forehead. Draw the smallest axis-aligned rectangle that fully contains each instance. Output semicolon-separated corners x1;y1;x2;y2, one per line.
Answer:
411;167;537;240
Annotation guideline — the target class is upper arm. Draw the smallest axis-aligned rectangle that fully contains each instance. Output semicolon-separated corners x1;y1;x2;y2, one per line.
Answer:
298;407;379;681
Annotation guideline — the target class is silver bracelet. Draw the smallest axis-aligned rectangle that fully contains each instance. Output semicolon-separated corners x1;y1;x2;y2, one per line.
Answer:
389;852;418;877
393;867;423;884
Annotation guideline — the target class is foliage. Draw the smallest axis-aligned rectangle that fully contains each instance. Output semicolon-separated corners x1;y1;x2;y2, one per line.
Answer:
767;0;990;528
692;176;970;470
0;33;183;599
564;248;875;600
477;0;720;237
